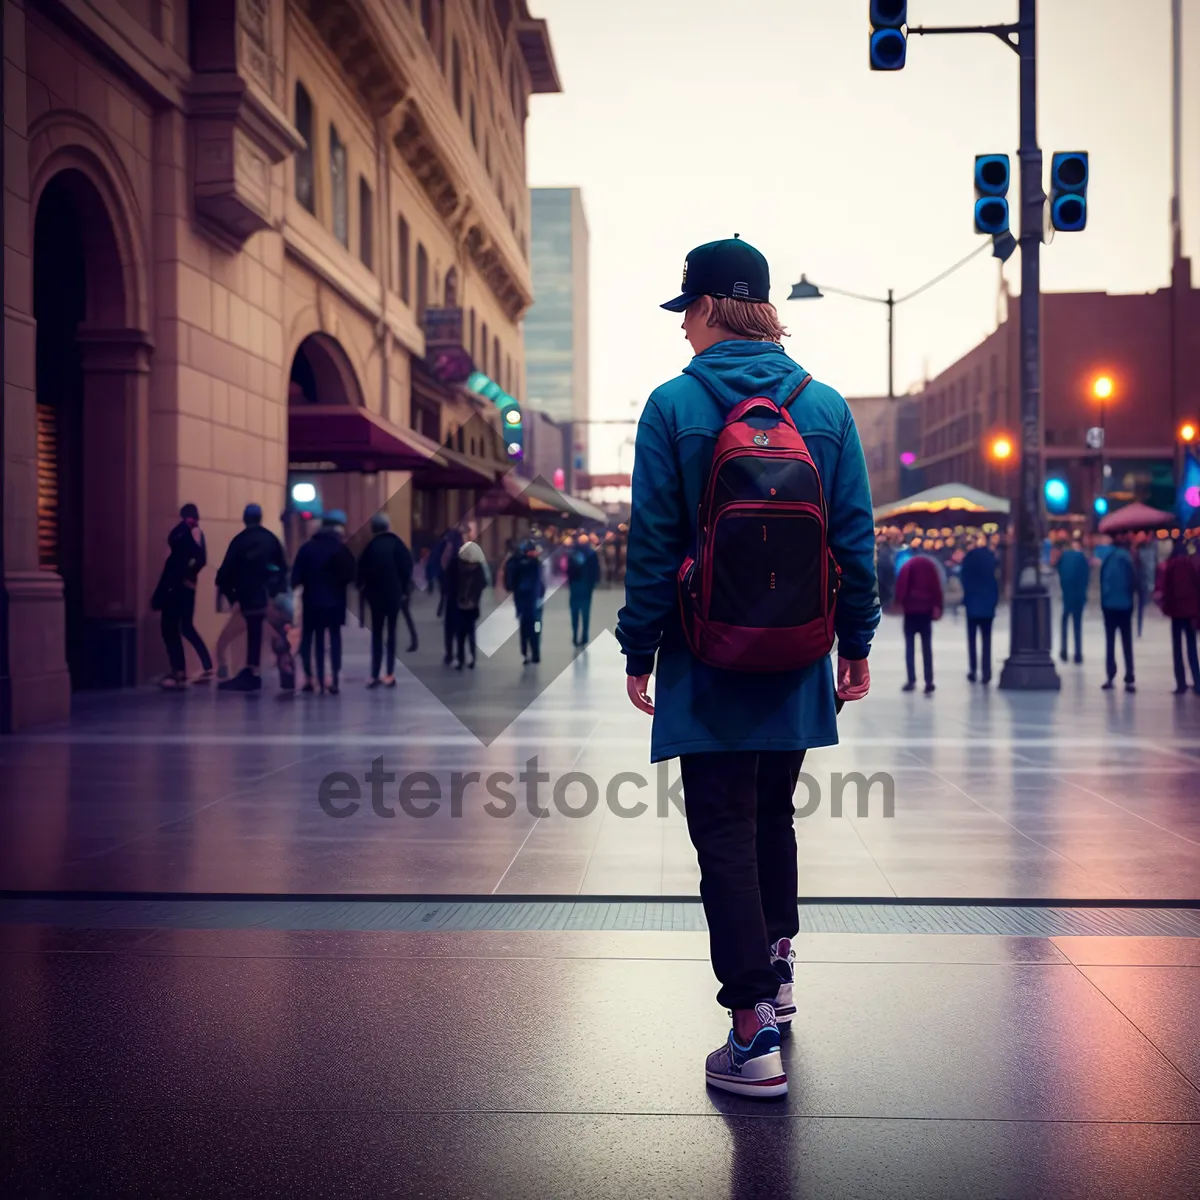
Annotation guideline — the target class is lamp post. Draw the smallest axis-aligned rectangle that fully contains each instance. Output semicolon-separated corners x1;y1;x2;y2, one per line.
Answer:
788;242;990;401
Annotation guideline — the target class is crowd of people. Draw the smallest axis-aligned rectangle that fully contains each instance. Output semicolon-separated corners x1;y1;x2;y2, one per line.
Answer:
150;505;616;694
876;524;1200;695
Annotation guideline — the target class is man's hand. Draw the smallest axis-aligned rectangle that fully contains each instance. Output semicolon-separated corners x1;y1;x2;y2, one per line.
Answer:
627;674;654;714
836;657;870;702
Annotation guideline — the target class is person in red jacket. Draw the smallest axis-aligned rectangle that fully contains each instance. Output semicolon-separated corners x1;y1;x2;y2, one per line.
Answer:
1154;540;1200;695
895;549;944;694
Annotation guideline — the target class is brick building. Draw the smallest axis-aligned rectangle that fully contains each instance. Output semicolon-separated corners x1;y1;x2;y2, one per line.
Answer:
1;0;559;729
896;260;1199;517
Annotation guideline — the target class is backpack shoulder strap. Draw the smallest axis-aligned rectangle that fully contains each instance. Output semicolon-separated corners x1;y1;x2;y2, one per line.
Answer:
783;375;814;408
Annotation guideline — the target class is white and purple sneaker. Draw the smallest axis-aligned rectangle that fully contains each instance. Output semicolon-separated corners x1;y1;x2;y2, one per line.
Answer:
770;937;797;1030
704;1001;788;1099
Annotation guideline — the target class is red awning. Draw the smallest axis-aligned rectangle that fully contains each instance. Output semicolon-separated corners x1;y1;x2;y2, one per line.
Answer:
411;443;500;490
288;404;445;472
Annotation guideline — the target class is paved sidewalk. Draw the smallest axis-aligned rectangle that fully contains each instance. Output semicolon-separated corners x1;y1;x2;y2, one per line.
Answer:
2;590;1198;900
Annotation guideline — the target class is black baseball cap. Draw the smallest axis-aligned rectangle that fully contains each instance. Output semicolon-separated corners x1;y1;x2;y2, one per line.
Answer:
661;234;771;312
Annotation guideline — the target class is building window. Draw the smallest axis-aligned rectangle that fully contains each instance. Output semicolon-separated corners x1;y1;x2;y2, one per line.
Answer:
469;308;476;357
452;39;463;115
421;0;433;39
294;83;315;214
493;336;500;383
358;177;373;270
330;125;348;247
398;216;411;304
416;242;429;322
481;322;489;373
469;96;477;147
444;266;458;307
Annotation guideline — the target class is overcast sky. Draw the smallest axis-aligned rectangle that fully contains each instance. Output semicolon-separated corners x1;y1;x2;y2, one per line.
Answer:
525;0;1200;472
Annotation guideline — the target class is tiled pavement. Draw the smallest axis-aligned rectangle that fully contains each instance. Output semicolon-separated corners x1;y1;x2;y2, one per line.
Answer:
2;587;1198;1196
1;587;1197;900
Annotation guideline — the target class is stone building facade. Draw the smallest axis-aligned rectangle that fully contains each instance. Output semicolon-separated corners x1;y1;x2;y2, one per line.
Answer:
1;0;559;730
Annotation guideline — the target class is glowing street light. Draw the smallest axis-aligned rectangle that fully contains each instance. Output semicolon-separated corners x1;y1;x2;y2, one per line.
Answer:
1179;421;1197;443
988;434;1014;462
1092;375;1114;400
291;482;316;504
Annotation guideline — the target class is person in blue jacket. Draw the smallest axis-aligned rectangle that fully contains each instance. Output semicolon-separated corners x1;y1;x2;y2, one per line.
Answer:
1056;536;1090;663
566;532;601;646
616;236;879;1100
960;536;999;684
1099;533;1137;692
504;538;546;664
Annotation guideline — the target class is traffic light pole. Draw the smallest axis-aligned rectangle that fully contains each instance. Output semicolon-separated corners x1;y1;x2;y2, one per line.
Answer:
911;0;1060;689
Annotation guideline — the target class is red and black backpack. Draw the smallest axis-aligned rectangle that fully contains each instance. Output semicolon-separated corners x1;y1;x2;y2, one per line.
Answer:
678;376;840;672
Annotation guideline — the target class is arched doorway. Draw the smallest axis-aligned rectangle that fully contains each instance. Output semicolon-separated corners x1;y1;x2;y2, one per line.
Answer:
33;168;143;689
285;333;365;558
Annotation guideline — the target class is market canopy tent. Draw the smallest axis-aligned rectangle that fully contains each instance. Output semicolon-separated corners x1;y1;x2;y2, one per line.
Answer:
1097;501;1177;534
874;484;1011;525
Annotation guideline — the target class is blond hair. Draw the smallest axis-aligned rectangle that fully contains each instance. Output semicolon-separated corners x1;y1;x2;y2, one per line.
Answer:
695;296;789;342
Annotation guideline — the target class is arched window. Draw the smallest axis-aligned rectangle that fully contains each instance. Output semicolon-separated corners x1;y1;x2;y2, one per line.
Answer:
444;267;458;307
330;124;348;247
294;83;315;213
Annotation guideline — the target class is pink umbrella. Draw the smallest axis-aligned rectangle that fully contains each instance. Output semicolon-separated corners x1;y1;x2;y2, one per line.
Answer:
1097;501;1177;533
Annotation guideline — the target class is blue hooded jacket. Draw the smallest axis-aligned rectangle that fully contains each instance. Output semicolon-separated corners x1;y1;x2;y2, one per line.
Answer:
616;340;880;762
1057;547;1089;611
1100;546;1137;611
959;546;999;619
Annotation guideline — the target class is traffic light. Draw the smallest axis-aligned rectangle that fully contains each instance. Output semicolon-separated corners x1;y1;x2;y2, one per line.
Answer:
869;1;907;71
1044;477;1069;514
974;154;1010;236
1050;152;1088;232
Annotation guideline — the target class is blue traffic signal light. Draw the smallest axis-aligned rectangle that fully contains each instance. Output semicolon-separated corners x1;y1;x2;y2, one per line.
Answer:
869;1;907;70
1050;151;1088;232
974;154;1010;235
1044;477;1069;514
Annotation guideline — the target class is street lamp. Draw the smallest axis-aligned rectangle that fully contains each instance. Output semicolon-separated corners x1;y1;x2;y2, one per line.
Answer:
988;434;1014;462
788;243;990;401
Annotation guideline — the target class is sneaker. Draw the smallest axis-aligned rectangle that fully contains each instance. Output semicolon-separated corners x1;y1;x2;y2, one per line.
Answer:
1125;682;1136;694
901;681;916;693
966;673;976;683
770;938;796;1029
704;1002;787;1099
366;678;382;689
218;668;260;692
1173;685;1188;695
924;682;936;695
1101;679;1115;691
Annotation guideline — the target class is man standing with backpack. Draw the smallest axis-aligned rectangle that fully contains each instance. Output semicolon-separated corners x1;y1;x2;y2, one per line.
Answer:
617;236;879;1100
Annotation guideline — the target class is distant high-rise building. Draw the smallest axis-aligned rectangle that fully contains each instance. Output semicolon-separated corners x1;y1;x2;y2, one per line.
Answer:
525;188;590;483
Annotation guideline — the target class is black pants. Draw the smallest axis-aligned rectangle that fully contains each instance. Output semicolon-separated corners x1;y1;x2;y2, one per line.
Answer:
443;606;457;660
966;616;993;681
1061;606;1084;661
903;613;934;684
1171;618;1200;689
455;608;479;665
518;609;541;661
301;610;342;682
242;610;265;670
678;750;806;1010
569;588;593;644
369;600;398;679
1103;607;1134;683
160;588;212;675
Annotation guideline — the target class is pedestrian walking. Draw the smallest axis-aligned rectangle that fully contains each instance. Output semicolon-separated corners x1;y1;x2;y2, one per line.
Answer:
151;503;213;688
1057;537;1090;663
1155;539;1200;695
960;537;999;684
505;538;546;664
1100;534;1137;692
357;512;417;688
291;510;356;695
567;532;600;646
454;540;489;669
616;235;878;1099
214;503;289;692
436;524;467;663
266;584;298;700
896;548;943;693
